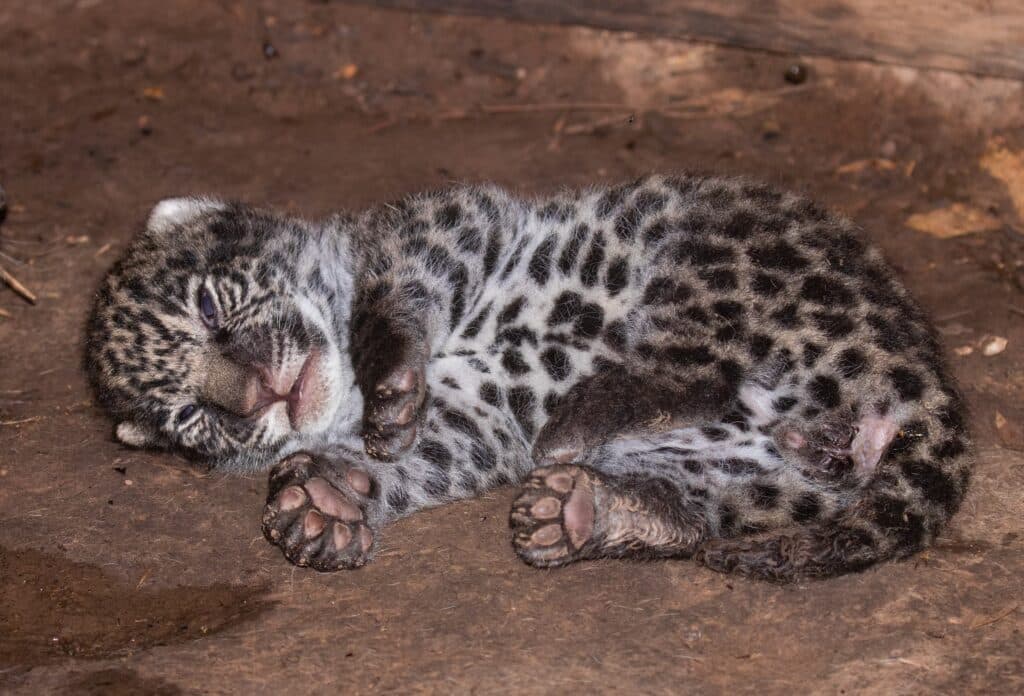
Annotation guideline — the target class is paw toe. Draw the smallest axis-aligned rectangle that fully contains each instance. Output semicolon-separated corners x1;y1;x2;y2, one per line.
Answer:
278;486;307;512
364;423;418;461
545;470;577;493
303;509;326;537
530;523;564;546
332;521;353;550
346;468;372;496
395;401;417;426
530;496;561;519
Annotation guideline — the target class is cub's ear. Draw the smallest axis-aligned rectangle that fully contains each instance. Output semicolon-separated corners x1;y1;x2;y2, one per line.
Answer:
115;421;159;448
146;197;225;235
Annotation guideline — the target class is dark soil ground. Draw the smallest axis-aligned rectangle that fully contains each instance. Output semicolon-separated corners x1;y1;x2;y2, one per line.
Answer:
1;1;1023;693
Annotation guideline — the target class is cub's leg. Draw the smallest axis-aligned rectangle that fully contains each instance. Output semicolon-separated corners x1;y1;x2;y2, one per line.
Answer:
532;362;737;464
516;360;743;567
511;360;875;569
350;187;522;461
350;301;429;461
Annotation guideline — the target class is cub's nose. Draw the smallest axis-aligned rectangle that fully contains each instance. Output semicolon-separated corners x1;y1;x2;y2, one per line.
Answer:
201;352;265;417
243;377;290;419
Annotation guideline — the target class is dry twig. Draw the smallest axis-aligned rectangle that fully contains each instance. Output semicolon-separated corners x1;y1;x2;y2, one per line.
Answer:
563;113;637;136
0;416;42;426
0;264;36;304
970;603;1019;630
481;101;630;114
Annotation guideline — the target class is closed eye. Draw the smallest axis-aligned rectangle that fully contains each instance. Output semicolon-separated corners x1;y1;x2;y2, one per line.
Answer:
198;287;218;328
178;404;197;423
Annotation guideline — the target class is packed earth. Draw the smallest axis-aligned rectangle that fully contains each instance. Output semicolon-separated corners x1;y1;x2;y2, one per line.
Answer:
1;1;1022;693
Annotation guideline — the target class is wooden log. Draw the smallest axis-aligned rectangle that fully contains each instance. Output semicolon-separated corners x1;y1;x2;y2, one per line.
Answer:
347;0;1024;80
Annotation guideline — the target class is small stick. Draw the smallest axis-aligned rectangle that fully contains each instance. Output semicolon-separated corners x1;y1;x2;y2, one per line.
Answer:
970;603;1019;630
365;116;399;135
0;416;42;426
0;264;36;304
481;102;632;114
1007;305;1024;318
0;307;10;318
563;113;636;135
547;112;567;151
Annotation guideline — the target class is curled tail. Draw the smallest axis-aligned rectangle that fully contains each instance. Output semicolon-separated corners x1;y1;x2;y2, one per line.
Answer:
697;516;893;581
697;432;972;582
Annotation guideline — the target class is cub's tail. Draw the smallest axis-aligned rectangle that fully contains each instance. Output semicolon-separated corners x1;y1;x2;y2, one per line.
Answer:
697;431;972;581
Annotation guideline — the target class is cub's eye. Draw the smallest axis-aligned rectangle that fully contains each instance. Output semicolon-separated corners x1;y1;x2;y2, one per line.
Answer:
198;288;218;328
178;404;197;423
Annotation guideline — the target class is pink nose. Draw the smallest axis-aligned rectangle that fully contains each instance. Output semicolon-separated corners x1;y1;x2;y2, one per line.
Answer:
248;366;308;426
246;380;289;417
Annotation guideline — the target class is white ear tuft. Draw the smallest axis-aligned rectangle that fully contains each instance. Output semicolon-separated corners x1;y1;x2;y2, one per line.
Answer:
115;421;158;448
147;197;224;234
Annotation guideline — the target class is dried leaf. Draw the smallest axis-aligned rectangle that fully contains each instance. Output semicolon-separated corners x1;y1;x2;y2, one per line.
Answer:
142;86;165;102
905;203;1001;238
836;158;897;175
981;141;1024;222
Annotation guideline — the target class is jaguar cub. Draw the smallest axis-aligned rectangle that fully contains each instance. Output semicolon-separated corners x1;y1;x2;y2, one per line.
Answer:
86;174;971;580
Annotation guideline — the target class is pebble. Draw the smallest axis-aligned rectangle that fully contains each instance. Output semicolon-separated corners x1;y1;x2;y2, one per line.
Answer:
982;336;1008;356
784;64;808;84
334;63;359;80
762;119;782;141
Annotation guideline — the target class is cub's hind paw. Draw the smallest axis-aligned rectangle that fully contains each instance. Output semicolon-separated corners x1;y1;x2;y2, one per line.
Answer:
511;463;704;566
363;365;425;461
777;414;899;483
262;453;375;571
510;465;597;567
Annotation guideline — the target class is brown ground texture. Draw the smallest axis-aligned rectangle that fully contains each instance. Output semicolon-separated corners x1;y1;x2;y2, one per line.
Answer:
2;1;1023;694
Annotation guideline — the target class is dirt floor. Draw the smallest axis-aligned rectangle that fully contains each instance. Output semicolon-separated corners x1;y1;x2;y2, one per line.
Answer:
2;1;1023;693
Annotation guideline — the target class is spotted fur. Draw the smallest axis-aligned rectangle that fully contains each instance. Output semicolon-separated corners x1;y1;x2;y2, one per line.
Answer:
86;174;972;580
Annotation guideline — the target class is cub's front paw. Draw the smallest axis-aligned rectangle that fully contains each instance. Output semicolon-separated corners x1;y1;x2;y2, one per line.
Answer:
363;364;426;461
262;453;376;571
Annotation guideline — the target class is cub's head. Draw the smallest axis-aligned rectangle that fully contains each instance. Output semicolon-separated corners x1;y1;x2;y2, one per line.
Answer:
86;198;359;470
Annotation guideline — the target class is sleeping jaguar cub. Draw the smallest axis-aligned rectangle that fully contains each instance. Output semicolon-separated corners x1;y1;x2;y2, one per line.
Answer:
86;174;971;581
